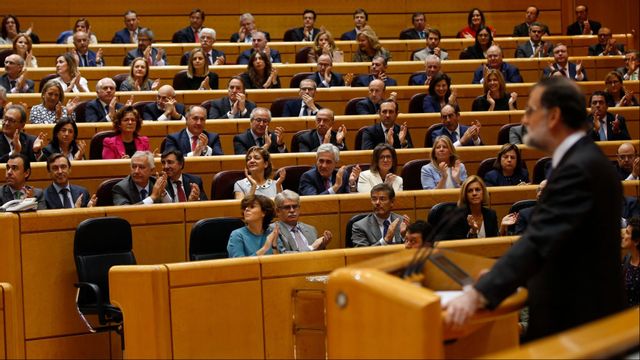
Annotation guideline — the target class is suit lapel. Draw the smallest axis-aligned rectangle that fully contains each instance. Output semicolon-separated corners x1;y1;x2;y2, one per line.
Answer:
368;215;382;241
180;130;191;153
45;185;63;209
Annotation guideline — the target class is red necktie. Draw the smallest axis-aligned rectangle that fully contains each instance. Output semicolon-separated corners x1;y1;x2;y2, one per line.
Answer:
191;136;198;152
194;30;199;43
176;180;187;202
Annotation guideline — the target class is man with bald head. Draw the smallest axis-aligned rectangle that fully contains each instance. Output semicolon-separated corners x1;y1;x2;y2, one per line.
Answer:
73;31;103;67
236;31;281;64
312;54;345;88
142;85;186;121
164;105;223;157
471;45;523;84
588;27;624;56
297;109;347;152
567;5;601;35
409;55;441;86
0;54;34;93
84;78;123;122
615;143;639;181
356;79;387;115
543;43;588;81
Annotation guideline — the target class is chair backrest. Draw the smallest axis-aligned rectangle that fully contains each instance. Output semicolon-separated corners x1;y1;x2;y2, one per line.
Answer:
89;130;117;160
200;99;213;113
277;165;313;192
345;163;370;181
408;92;427;113
344;97;366;115
270;97;299;117
400;159;430;190
345;213;369;248
112;73;129;90
74;216;136;307
73;100;89;122
427;202;458;227
424;123;444;148
532;157;552;184
189;217;244;260
354;126;367;151
408;71;426;85
0;49;13;67
132;100;154;117
509;199;537;214
497;123;518;145
476;157;497;179
295;47;312;63
283;28;298;42
290;129;311;153
290;72;314;88
210;170;245;200
95;178;123;206
172;70;189;90
38;73;57;92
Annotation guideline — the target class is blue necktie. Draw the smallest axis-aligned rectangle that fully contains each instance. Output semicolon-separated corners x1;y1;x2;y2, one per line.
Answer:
598;121;606;140
60;188;72;208
140;189;148;200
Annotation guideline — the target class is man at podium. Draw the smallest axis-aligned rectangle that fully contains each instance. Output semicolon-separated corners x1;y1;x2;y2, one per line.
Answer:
444;77;626;341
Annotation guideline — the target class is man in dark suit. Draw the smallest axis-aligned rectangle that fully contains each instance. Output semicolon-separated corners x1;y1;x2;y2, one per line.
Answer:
0;54;34;93
588;27;624;56
164;105;223;157
272;190;332;252
0;153;45;209
282;79;322;117
471;45;523;84
112;151;172;206
160;150;207;202
615;143;639;181
352;56;397;87
284;9;320;42
514;23;553;58
0;105;43;163
236;32;281;65
229;13;271;43
172;8;204;43
111;10;141;44
409;55;441;86
233;107;287;155
542;44;588;81
399;12;427;40
84;78;124;122
340;8;368;40
142;85;185;121
361;100;413;150
355;79;386;115
352;183;410;247
124;28;167;66
299;143;358;195
72;31;103;67
512;6;550;37
312;54;345;88
586;91;631;141
432;104;482;147
566;5;601;35
44;153;94;209
207;77;256;119
444;77;626;341
179;28;226;66
297;109;347;152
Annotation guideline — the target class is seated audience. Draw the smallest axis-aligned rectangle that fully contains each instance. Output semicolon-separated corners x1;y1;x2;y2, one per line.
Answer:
62;18;98;45
352;183;410;247
421;135;467;190
174;48;219;90
589;27;624;56
227;195;279;257
308;30;343;63
352;27;391;63
1;54;34;93
234;146;284;199
111;10;141;44
542;43;588;81
410;55;441;86
180;28;225;66
171;8;205;43
362;100;412;150
404;220;432;249
400;12;428;40
616;50;639;80
230;13;271;43
471;70;518;112
423;72;457;113
356;79;389;115
603;71;638;107
72;31;103;67
208;76;256;119
0;15;40;45
164;105;222;156
44;153;94;209
160;150;207;202
284;9;320;42
472;45;523;84
312;54;345;88
297;109;347;152
53;53;89;93
432;104;482;146
39;118;86;162
515;22;553;58
237;31;281;65
119;57;159;91
567;5;601;35
587;91;631;141
239;51;281;89
299;144;358;195
272;190;332;252
142;85;185;121
0;153;45;209
352;56;397;87
621;216;640;307
483;143;529;186
357;143;403;193
12;33;37;67
234;107;287;155
102;106;149;159
84;78;123;122
457;8;495;39
513;6;550;36
124;28;167;66
513;180;547;235
112;151;171;205
29;80;78;124
282;79;323;117
0;104;44;162
413;28;448;61
460;26;493;60
615;143;639;181
341;8;368;40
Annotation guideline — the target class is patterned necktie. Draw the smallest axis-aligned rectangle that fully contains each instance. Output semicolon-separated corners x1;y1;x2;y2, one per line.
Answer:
9;80;16;90
140;188;148;200
60;188;72;208
14;190;23;200
325;177;331;190
257;137;265;147
291;226;310;252
383;220;390;239
175;180;187;202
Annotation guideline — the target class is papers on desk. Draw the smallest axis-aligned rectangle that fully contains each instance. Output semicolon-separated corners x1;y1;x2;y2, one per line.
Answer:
435;290;464;306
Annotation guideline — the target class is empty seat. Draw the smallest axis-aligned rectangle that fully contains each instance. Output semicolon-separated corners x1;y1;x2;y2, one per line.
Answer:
189;217;244;260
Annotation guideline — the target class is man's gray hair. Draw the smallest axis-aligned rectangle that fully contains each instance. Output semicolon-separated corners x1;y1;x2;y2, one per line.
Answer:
274;189;300;207
240;13;254;22
132;151;155;169
138;28;155;41
0;85;7;101
96;77;116;92
199;27;216;39
425;54;441;64
250;107;272;120
317;143;339;162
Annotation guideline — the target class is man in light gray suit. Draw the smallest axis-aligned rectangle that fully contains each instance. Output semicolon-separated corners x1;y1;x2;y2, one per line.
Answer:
351;183;410;247
271;190;332;252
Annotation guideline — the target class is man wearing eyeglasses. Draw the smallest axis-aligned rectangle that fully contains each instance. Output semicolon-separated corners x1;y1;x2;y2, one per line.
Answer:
270;190;332;252
0;54;34;94
615;143;639;181
431;104;482;147
515;22;553;58
282;79;323;117
616;50;639;80
588;27;624;56
1;104;45;163
233;107;287;154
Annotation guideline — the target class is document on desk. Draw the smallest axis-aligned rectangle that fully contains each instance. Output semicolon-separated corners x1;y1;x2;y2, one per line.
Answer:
435;290;464;306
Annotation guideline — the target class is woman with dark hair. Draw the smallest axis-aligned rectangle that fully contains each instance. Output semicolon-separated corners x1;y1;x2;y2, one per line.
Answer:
421;135;467;190
65;18;98;44
460;26;493;59
352;26;391;62
472;69;518;111
483;143;529;186
604;71;638;107
240;51;280;89
12;33;37;67
227;194;280;257
0;15;39;45
39;118;86;161
621;216;640;306
29;80;79;124
174;48;219;90
422;72;457;113
234;146;285;199
457;8;495;39
357;143;403;193
54;52;89;93
120;57;160;91
102;106;149;159
308;30;343;63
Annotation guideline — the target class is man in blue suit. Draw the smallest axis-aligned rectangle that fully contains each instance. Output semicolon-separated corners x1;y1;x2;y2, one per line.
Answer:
431;104;483;147
236;32;281;65
409;55;441;86
44;154;95;209
312;55;345;88
542;44;588;81
282;79;322;117
472;45;524;84
341;8;368;40
111;10;141;44
352;56;397;87
164;105;223;157
83;78;124;122
172;8;205;43
161;150;207;202
72;31;103;67
123;28;167;66
299;144;359;195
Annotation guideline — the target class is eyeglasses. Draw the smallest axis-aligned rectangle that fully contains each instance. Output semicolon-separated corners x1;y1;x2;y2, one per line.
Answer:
278;204;299;210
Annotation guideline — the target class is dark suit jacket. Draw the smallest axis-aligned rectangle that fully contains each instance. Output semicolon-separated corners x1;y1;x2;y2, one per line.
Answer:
165;173;207;201
124;48;168;66
475;136;625;341
514;41;554;58
399;28;425;40
236;49;281;64
297;129;346;152
44;184;90;209
233;129;286;155
566;20;601;35
513;22;550;37
361;123;413;150
431;125;482;146
352;213;405;247
340;29;357;41
0;132;37;163
355;97;379;115
542;62;588;81
587;112;631;141
76;50;102;67
172;26;198;43
282;99;322;117
588;43;624;56
352;74;397;87
230;31;271;43
514;206;534;235
112;176;159;205
459;45;485;60
142;103;186;121
472;62;524;84
0;184;45;209
0;73;35;93
112;28;138;43
207;96;256;119
299;168;350;195
180;48;226;65
164;128;223;156
439;206;499;240
311;72;345;88
285;27;321;42
84;99;123;122
410;73;429;86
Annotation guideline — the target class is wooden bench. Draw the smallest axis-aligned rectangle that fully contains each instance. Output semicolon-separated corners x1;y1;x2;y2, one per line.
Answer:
0;283;22;360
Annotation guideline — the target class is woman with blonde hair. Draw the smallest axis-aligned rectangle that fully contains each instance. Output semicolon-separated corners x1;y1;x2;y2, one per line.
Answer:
352;26;391;62
308;30;343;63
29;80;78;124
603;71;638;107
12;33;37;67
120;57;160;91
471;69;517;111
174;48;219;90
421;135;467;189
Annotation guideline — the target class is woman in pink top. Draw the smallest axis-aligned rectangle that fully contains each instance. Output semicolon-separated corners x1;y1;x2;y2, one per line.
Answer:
102;106;149;159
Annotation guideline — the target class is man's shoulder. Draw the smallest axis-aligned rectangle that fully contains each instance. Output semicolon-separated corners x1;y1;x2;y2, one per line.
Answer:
167;128;187;139
114;176;133;190
182;172;203;183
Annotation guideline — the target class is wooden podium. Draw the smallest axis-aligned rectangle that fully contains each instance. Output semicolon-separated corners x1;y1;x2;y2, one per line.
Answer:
326;248;527;359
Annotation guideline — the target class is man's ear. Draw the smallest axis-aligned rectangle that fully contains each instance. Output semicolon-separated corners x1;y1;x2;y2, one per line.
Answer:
546;107;562;130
